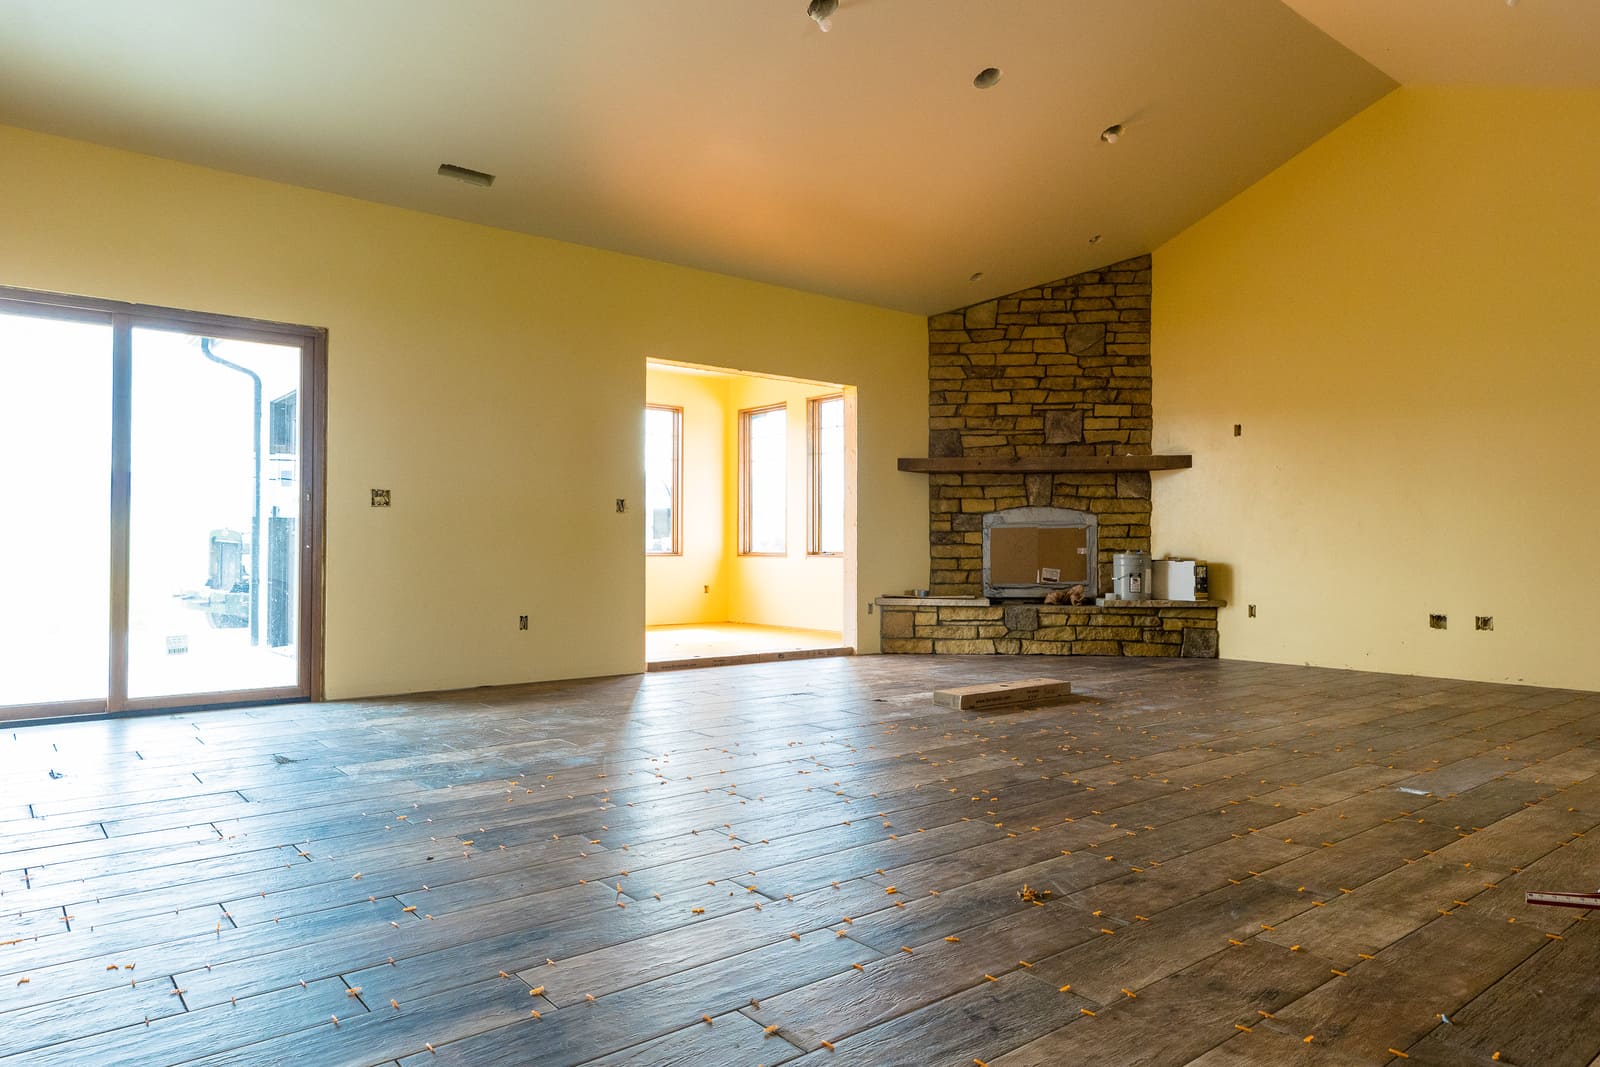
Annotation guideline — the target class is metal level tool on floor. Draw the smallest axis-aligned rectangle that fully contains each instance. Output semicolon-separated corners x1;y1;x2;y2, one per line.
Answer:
1524;891;1600;911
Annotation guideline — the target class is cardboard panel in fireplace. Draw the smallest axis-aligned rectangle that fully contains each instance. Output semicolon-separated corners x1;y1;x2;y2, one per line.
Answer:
989;526;1089;585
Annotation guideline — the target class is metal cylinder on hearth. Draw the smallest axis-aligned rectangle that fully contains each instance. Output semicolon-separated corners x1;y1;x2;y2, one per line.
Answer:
1112;551;1152;601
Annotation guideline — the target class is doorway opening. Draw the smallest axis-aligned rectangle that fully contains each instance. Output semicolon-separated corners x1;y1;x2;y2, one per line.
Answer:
644;359;855;669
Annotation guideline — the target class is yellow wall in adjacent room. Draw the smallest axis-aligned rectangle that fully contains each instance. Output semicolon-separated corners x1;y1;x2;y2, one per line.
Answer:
0;123;927;698
723;375;846;634
644;365;730;625
1154;87;1600;691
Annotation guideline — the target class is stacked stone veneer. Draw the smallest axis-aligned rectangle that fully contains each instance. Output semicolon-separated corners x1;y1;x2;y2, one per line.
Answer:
879;600;1219;658
928;255;1153;596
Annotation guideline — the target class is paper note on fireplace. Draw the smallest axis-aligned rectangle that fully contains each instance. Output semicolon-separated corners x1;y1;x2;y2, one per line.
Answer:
990;526;1089;585
1038;567;1062;584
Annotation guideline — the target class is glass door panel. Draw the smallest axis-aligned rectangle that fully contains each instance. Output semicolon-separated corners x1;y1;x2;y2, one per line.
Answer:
126;328;302;700
0;310;113;708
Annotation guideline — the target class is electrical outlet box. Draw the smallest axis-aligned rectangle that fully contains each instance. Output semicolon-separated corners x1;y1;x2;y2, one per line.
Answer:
615;498;626;513
371;488;391;507
1476;616;1494;631
518;615;529;631
1247;604;1256;618
1430;614;1448;630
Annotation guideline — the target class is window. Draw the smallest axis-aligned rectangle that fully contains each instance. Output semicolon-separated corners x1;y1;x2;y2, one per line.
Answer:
740;404;786;554
808;394;844;555
644;405;680;554
269;391;298;456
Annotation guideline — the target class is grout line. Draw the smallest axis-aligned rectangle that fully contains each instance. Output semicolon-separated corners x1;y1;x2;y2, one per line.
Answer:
339;974;373;1013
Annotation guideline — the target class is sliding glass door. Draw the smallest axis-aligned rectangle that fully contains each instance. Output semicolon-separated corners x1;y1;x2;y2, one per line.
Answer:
0;289;323;720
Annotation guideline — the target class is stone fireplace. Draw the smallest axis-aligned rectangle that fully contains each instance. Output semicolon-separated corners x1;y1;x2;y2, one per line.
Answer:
926;255;1155;596
878;253;1221;659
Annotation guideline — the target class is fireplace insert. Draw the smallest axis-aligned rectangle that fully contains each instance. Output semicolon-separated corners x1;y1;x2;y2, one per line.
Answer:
982;506;1099;599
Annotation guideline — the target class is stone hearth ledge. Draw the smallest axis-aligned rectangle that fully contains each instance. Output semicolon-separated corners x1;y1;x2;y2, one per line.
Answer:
876;597;1223;658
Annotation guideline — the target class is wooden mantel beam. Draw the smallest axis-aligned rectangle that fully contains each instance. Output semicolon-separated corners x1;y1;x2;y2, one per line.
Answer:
897;454;1192;474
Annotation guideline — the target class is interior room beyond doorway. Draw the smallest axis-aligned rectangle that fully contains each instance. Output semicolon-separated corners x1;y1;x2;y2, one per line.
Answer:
644;360;852;668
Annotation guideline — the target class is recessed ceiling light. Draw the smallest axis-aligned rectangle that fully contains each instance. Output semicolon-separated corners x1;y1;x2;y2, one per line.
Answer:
1099;124;1124;144
807;0;837;32
438;163;495;187
969;271;985;282
973;67;1003;89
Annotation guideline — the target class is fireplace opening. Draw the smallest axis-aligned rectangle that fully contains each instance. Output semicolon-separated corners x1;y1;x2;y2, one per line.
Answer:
982;507;1098;599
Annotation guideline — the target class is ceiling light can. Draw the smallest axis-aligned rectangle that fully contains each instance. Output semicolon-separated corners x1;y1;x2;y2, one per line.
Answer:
973;67;1003;89
1100;124;1124;144
807;0;837;31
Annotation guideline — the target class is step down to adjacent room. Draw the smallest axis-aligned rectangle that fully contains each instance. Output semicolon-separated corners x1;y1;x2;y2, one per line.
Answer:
932;677;1073;711
648;646;854;673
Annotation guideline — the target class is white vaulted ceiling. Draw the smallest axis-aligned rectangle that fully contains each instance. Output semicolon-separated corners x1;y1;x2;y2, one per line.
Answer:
0;2;1582;314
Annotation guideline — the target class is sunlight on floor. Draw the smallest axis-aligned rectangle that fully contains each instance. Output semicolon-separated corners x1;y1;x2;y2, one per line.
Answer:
645;622;845;663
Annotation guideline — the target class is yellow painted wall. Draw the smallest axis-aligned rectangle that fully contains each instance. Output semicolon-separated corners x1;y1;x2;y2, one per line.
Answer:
723;376;846;634
0;123;926;698
1154;87;1600;690
644;365;729;625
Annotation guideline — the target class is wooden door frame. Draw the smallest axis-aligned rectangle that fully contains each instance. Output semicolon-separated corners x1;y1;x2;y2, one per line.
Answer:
0;284;327;722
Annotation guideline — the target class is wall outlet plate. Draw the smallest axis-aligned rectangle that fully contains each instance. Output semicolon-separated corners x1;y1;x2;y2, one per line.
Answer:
371;489;391;507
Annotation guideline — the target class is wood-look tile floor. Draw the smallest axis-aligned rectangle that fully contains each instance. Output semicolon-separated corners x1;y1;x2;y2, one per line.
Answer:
3;656;1599;1067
